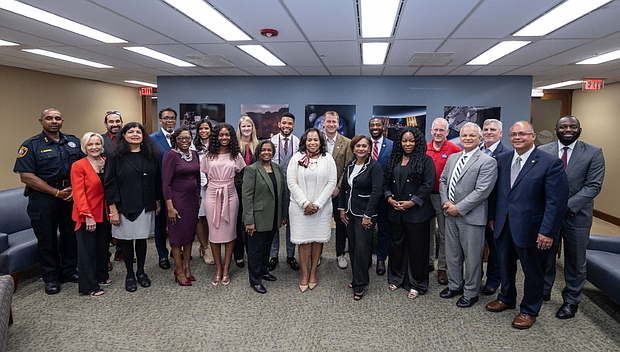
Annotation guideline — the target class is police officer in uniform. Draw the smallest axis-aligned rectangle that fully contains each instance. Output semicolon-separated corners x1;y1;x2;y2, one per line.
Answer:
13;108;83;295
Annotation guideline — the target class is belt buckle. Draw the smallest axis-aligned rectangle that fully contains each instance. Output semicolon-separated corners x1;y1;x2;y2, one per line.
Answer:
61;179;69;188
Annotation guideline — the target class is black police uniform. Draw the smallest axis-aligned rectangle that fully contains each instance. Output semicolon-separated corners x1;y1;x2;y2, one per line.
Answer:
13;131;83;283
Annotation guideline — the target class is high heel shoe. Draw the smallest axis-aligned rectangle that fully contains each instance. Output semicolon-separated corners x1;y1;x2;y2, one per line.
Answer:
308;280;317;290
186;274;196;281
174;271;192;286
299;283;309;293
212;274;221;286
222;275;230;286
201;247;215;265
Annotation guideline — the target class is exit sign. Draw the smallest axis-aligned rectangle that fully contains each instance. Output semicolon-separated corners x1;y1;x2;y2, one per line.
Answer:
582;79;604;91
140;87;153;96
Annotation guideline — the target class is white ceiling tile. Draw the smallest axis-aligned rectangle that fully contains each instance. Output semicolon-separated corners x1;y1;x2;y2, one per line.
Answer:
397;0;480;39
328;66;361;75
282;0;358;41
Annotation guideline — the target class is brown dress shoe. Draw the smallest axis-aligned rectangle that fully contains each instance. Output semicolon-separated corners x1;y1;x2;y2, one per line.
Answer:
437;270;448;285
512;312;536;329
485;299;516;312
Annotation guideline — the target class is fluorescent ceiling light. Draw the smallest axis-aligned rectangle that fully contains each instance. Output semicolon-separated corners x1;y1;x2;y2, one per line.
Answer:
362;42;390;65
22;49;112;68
531;89;544;97
576;49;620;65
237;45;285;66
466;41;530;65
514;0;613;37
359;0;400;38
0;39;18;46
0;0;126;43
162;0;250;41
123;47;195;67
537;80;583;89
125;80;157;88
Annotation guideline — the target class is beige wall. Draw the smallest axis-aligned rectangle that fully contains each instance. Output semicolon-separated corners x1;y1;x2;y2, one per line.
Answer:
572;82;619;217
0;65;142;190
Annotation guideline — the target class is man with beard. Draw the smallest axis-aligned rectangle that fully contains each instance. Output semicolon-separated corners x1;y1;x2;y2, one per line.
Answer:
150;107;177;269
539;115;605;319
268;112;300;271
14;108;82;294
368;117;392;275
101;110;123;158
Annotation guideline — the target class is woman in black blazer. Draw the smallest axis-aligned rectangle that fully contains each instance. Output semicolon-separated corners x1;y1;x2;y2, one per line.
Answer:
338;135;383;300
383;126;435;300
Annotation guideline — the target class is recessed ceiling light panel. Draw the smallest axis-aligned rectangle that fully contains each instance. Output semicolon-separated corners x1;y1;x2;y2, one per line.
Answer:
123;47;196;67
576;49;620;65
22;49;113;68
466;41;530;65
359;0;401;38
237;45;285;66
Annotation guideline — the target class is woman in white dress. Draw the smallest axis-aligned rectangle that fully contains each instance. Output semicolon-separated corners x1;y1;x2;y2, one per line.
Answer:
287;128;337;292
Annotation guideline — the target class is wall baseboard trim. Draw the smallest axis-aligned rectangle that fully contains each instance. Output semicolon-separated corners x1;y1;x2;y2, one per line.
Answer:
594;209;620;227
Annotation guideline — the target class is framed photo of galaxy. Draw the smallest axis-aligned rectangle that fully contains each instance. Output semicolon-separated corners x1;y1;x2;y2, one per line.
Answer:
373;105;427;141
241;104;289;139
305;104;356;139
444;106;501;142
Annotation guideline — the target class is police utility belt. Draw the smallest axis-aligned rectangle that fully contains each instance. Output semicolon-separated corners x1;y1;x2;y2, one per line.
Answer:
48;179;71;188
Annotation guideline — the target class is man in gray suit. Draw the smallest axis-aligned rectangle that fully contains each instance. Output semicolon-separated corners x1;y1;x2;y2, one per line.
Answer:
438;122;498;308
540;115;605;319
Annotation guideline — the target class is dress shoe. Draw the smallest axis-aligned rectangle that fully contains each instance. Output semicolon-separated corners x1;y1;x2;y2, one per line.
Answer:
437;270;448;285
512;312;536;329
44;281;60;295
60;273;79;283
252;284;267;294
262;274;277;282
287;257;300;271
114;251;123;261
456;295;479;308
235;259;245;268
556;302;578;319
125;278;137;292
268;257;278;271
485;299;516;312
337;255;348;269
159;257;171;270
543;293;551;301
440;287;463;299
376;261;386;276
137;274;151;288
482;284;497;296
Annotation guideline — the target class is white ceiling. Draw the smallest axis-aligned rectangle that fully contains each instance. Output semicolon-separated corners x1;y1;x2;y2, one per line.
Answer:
1;0;619;89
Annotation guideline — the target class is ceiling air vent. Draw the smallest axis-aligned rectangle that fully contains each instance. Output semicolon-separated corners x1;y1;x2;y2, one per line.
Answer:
186;55;234;68
409;52;453;66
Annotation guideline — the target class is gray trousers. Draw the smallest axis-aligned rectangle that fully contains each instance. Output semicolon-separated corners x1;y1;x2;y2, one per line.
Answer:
445;216;485;298
429;193;447;270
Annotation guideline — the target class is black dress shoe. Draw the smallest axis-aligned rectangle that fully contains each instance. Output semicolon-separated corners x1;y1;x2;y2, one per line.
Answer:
159;257;171;270
262;274;277;282
125;278;137;292
543;293;551;301
60;273;79;283
287;257;300;271
456;295;479;308
268;257;278;271
482;284;497;296
556;302;578;319
235;259;245;268
376;261;386;276
252;284;267;294
137;274;151;288
440;287;464;299
45;281;61;295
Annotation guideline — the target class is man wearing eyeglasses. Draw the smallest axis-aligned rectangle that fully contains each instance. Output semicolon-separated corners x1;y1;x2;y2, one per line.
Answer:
486;121;568;329
13;108;83;294
426;117;461;285
101;111;123;158
150;107;178;269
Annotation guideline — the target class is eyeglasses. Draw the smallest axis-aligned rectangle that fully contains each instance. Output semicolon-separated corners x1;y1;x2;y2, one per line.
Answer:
175;136;192;141
160;116;177;121
509;132;534;138
431;128;447;133
105;110;121;117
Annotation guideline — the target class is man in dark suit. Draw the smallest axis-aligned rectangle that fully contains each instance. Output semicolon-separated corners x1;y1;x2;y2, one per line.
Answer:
369;117;393;275
101;110;123;158
479;119;512;296
149;107;178;269
486;121;568;329
540;115;605;319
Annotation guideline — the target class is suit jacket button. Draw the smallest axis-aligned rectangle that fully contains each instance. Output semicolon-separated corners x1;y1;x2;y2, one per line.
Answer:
393;180;396;183
406;179;410;182
408;194;412;197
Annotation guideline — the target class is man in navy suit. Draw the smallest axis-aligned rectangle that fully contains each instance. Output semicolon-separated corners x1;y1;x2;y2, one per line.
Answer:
479;119;512;296
540;116;605;319
368;117;392;275
486;121;568;329
149;107;178;270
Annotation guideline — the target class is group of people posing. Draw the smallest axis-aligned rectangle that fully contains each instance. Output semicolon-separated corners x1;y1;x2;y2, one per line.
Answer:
14;107;604;330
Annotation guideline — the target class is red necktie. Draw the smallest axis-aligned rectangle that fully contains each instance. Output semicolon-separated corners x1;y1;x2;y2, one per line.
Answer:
372;140;379;161
245;144;251;165
561;146;569;169
283;137;289;156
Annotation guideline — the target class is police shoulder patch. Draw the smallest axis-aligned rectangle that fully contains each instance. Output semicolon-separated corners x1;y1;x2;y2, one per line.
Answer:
17;146;28;158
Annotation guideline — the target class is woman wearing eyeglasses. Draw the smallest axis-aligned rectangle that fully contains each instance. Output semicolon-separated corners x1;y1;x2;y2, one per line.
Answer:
162;127;201;286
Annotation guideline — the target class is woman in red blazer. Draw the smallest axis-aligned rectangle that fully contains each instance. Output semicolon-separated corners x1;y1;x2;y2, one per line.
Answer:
71;132;110;297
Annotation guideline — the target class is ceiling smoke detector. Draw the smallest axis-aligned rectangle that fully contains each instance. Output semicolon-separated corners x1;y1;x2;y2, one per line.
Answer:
260;29;279;38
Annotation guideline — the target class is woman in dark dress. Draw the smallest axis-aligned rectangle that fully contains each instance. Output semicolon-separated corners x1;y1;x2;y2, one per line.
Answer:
383;127;435;300
163;127;200;286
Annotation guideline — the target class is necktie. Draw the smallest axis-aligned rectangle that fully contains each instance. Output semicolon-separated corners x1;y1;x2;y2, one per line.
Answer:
372;140;379;161
245;144;251;165
561;146;569;170
448;155;468;202
484;148;492;156
510;156;521;188
283;137;288;156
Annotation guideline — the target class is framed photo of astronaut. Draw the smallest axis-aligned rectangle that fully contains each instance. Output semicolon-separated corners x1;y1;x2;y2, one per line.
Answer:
444;106;501;142
373;105;427;141
179;103;226;137
241;104;289;139
305;104;356;139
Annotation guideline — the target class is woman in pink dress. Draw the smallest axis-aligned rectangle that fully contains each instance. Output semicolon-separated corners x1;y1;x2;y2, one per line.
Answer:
200;123;245;286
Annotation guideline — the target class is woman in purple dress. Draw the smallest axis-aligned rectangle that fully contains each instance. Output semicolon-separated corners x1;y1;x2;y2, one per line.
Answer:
162;127;201;286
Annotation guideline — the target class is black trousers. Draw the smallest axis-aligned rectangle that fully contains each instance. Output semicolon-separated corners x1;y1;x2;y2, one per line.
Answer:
27;191;77;282
387;220;430;293
154;203;169;259
234;198;247;261
76;220;110;293
247;229;276;285
332;195;347;257
347;215;373;292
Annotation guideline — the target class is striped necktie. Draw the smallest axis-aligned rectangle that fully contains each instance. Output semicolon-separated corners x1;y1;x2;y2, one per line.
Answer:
372;140;379;161
448;155;468;202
